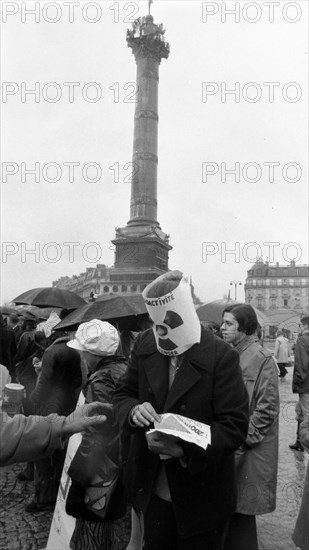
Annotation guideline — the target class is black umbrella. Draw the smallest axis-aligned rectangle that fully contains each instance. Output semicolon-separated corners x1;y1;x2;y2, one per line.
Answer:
54;293;148;332
0;305;19;316
16;305;63;321
12;287;86;309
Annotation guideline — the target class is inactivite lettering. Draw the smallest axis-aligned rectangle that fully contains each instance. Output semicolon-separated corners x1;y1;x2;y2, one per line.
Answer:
145;294;175;306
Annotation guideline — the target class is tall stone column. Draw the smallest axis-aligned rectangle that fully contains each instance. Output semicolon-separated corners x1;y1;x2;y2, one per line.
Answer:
112;14;172;272
127;14;169;226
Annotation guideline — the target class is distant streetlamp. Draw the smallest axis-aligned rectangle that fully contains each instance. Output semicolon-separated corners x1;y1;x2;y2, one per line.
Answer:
230;281;242;301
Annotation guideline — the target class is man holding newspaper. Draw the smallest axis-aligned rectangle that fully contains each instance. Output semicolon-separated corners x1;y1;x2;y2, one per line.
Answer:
114;270;249;550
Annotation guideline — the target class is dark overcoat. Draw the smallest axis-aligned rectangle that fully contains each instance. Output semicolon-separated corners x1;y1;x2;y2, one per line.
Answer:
30;337;82;416
293;332;309;394
113;328;249;539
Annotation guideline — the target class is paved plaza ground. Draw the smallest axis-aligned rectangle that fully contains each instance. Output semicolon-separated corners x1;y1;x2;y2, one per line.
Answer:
1;361;308;550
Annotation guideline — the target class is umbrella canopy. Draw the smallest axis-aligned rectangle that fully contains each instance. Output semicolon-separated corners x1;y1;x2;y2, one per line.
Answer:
12;287;86;309
264;309;305;336
0;305;19;316
54;293;148;332
15;305;63;320
196;300;269;327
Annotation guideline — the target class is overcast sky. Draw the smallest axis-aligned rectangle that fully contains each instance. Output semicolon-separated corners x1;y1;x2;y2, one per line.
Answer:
1;0;308;305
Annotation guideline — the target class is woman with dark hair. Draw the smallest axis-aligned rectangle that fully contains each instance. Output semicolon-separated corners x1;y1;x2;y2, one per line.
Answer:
221;303;279;550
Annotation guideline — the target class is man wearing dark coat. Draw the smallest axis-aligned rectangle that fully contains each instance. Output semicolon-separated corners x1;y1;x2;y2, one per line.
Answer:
14;311;40;414
25;332;82;511
290;316;309;451
0;312;17;379
113;271;249;550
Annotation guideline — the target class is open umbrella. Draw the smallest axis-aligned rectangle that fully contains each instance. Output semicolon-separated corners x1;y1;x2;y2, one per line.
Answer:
54;293;148;332
0;305;19;316
15;305;63;320
12;287;86;309
196;300;268;327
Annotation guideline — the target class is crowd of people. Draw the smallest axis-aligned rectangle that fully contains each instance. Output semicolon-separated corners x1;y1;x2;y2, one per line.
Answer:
0;271;308;550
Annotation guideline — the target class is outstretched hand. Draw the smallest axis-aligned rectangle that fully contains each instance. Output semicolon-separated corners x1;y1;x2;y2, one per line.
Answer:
62;402;113;438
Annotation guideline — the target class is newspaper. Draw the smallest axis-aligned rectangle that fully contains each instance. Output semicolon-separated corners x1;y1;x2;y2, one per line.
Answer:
147;413;211;454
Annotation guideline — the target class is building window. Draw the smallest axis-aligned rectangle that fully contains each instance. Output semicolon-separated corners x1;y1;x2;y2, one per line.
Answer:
289;279;294;286
283;299;288;307
121;285;127;292
103;286;109;293
112;285;118;292
131;285;137;292
265;279;270;286
283;279;288;286
277;279;282;285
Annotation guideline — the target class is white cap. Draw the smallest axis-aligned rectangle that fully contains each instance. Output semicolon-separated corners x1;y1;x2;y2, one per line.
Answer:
67;319;119;356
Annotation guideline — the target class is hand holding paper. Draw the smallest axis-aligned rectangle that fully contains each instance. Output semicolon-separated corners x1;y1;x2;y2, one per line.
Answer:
146;431;184;458
147;413;211;458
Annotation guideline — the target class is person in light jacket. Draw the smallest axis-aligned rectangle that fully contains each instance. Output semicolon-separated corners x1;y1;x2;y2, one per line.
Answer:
221;304;279;550
274;329;290;378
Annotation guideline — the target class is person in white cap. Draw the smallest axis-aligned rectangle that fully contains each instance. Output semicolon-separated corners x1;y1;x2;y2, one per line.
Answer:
65;320;127;550
114;270;249;550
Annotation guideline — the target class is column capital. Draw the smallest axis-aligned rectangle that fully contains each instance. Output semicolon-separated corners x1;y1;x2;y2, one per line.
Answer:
127;15;170;63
